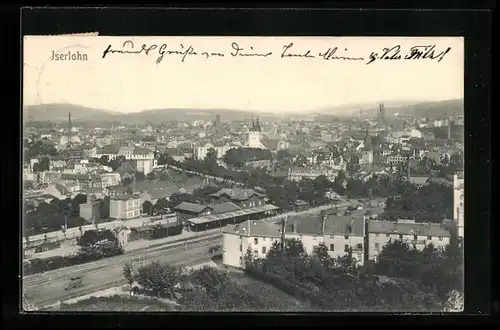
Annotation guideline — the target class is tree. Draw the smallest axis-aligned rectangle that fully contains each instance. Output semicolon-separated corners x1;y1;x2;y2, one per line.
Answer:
98;155;109;166
78;230;101;246
142;201;154;216
443;290;464;312
334;247;358;274
135;172;146;181
155;198;170;215
189;266;230;299
135;261;183;298
99;229;117;243
33;157;50;172
99;197;110;219
244;247;255;268
312;242;334;269
122;262;135;295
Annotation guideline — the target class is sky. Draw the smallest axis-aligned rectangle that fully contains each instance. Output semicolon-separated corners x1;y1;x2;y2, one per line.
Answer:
23;36;464;113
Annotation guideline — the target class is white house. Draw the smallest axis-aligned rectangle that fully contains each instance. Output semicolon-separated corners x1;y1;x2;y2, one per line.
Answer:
109;194;142;220
367;219;451;261
286;214;366;266
222;220;282;269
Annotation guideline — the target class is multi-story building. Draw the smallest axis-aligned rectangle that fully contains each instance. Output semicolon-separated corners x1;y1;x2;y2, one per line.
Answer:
386;153;409;165
95;145;157;175
194;143;238;160
222;215;367;269
366;219;451;261
287;167;337;182
222;220;282;268
109;194;142;220
100;172;121;188
453;171;464;238
286;214;366;266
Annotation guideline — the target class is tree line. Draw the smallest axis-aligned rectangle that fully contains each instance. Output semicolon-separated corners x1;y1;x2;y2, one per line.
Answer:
120;237;463;312
243;237;462;311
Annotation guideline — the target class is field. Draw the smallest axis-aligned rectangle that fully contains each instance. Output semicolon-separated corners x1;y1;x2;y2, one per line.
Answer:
227;271;313;312
53;295;178;312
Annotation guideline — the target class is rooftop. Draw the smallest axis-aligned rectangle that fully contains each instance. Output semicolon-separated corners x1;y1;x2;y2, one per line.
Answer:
210;187;266;201
211;202;241;214
286;214;365;237
368;219;450;237
174;202;212;214
224;220;282;238
111;194;141;201
189;204;280;226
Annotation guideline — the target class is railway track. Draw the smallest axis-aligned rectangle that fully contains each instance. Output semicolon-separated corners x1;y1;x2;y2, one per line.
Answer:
23;232;222;286
25;238;221;308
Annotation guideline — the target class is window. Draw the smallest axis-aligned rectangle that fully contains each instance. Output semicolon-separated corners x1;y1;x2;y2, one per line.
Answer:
375;243;380;251
254;238;259;245
262;237;266;241
413;235;418;240
399;234;403;240
344;244;349;252
253;250;258;257
313;236;317;240
330;244;334;251
262;246;266;254
427;236;432;240
438;236;443;241
386;234;390;237
375;233;380;237
239;256;242;265
239;244;242;252
344;235;349;240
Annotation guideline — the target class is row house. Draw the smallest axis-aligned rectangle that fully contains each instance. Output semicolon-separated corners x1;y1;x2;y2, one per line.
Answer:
366;219;451;261
222;214;366;269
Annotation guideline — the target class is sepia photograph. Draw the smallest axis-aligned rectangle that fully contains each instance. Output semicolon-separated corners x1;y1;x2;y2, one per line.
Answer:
22;36;464;313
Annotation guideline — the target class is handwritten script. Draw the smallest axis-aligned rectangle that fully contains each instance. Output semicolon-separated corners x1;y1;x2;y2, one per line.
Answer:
101;40;452;65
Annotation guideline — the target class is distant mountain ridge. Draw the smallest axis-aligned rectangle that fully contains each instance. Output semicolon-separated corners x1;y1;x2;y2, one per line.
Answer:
24;99;464;123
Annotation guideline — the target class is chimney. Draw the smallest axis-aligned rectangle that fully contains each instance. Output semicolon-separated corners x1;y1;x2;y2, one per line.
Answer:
321;213;327;235
447;118;452;140
281;215;287;251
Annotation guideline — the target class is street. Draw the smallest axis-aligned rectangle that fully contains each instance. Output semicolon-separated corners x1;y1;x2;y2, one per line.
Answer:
24;235;222;308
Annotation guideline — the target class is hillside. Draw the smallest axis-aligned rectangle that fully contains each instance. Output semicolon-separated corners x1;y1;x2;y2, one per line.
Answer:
352;99;464;118
24;103;118;122
24;99;464;123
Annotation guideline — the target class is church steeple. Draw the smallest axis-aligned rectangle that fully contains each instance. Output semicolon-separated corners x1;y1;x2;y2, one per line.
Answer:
251;116;261;132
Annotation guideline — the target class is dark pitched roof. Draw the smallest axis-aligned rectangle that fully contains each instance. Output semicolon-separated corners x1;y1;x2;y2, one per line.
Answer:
210;188;266;200
111;194;141;201
133;147;153;155
286;214;364;236
98;144;121;154
368;220;450;237
261;139;279;150
211;202;241;214
174;202;212;214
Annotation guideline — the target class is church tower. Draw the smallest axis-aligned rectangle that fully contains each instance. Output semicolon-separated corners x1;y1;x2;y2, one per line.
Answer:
248;116;265;149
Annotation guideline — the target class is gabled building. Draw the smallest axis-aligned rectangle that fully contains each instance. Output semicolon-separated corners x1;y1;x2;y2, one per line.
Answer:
367;219;451;261
286;214;366;266
209;188;267;208
173;202;214;223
